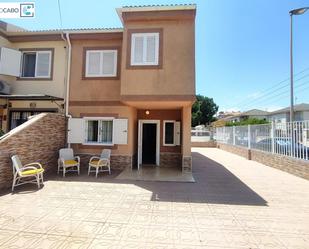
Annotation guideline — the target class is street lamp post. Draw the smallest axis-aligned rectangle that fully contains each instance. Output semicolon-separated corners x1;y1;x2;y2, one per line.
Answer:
289;7;308;123
289;7;308;157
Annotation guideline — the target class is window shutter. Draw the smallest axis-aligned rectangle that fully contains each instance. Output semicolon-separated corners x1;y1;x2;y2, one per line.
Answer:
86;51;101;76
175;121;181;145
113;119;128;145
102;51;116;76
0;47;22;76
35;51;51;77
132;36;144;64
146;35;156;63
68;118;84;144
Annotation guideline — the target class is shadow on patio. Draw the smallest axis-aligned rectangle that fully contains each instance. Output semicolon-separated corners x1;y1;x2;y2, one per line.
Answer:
6;152;268;206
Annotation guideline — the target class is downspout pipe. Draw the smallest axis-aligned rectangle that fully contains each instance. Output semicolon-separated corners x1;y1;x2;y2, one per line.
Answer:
64;32;71;118
61;32;72;147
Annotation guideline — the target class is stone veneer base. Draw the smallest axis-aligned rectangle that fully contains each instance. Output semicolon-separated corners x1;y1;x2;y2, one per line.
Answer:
78;154;132;170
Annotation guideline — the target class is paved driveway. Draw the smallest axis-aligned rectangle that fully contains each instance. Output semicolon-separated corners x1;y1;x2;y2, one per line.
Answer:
0;148;308;248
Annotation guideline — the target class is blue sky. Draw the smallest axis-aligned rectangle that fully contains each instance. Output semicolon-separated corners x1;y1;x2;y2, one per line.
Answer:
2;0;309;112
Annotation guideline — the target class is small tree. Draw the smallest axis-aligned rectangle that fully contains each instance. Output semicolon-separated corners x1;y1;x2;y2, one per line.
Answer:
191;95;218;127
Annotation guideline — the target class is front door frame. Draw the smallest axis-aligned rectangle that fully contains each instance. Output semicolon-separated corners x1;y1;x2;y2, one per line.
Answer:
138;119;160;169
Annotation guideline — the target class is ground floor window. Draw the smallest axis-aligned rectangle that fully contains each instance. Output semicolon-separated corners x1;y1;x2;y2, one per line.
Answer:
9;110;56;130
85;119;113;145
163;120;176;146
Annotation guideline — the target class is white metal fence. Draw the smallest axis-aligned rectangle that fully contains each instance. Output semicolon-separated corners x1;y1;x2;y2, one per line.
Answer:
191;129;211;142
216;120;309;161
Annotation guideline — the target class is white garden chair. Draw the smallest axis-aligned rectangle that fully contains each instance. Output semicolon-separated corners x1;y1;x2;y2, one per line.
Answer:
58;148;80;177
88;149;111;178
11;155;44;191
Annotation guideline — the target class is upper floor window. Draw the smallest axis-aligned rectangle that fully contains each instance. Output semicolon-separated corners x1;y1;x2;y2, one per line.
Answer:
21;50;52;79
85;49;117;77
131;32;159;66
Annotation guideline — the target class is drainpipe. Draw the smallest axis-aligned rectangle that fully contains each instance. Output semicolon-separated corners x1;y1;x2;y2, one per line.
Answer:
61;32;72;147
64;32;71;118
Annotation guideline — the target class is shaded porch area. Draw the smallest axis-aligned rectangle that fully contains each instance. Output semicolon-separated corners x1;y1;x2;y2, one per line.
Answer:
116;165;195;182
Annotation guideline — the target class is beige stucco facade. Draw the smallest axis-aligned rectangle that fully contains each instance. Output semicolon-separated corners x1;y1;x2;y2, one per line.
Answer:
120;18;195;97
0;24;66;132
68;7;195;171
0;5;196;171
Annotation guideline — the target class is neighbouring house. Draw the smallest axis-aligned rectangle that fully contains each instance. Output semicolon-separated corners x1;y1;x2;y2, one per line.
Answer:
67;5;196;172
0;21;65;132
225;109;270;122
268;103;309;123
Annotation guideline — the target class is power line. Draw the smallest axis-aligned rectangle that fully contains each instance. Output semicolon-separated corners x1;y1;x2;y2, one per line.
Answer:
249;81;309;109
235;74;309;109
228;67;309;108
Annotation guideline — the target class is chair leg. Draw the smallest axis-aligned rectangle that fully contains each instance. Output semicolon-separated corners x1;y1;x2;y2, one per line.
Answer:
63;167;66;177
88;165;90;176
12;175;16;191
36;175;40;189
78;165;80;175
96;167;98;178
41;173;44;184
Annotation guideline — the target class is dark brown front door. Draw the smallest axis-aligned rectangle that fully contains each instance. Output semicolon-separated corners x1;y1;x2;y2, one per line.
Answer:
142;123;157;164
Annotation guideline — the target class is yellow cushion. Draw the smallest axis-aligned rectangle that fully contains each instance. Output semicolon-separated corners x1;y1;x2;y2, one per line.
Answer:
21;168;44;176
89;160;107;166
64;160;78;166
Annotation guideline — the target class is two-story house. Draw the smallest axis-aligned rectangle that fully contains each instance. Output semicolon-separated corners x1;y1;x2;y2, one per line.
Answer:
67;5;196;172
0;21;66;132
0;4;196;172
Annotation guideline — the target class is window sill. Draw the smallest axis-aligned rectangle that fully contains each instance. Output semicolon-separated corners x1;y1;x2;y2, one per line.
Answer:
163;144;176;147
82;75;119;80
126;64;162;70
82;142;114;146
17;77;52;81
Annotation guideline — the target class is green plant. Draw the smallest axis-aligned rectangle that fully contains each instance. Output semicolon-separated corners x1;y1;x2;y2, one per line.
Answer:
225;118;269;127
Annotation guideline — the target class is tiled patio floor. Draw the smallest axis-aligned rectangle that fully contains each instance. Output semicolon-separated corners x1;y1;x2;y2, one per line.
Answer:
0;148;308;248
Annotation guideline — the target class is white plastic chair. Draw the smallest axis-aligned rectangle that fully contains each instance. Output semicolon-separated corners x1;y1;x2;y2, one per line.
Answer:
58;148;80;177
11;155;44;191
88;149;111;178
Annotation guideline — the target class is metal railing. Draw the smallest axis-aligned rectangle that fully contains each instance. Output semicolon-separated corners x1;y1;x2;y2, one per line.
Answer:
216;120;309;161
191;129;211;142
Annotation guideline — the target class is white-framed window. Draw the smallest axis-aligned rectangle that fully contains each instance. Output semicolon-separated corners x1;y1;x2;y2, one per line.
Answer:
163;120;176;146
21;50;52;78
84;117;114;145
85;50;117;77
131;32;159;66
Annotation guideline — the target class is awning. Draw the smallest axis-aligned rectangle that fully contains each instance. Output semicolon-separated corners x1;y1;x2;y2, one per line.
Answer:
0;94;63;101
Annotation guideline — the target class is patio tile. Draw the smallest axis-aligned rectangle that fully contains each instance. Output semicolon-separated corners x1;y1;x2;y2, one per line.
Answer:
26;218;58;234
276;233;309;249
121;224;148;242
28;234;67;249
71;221;105;238
0;215;39;232
197;228;229;247
96;222;125;240
0;229;19;246
47;220;81;236
146;225;176;244
1;231;41;248
59;236;93;249
87;238;120;249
